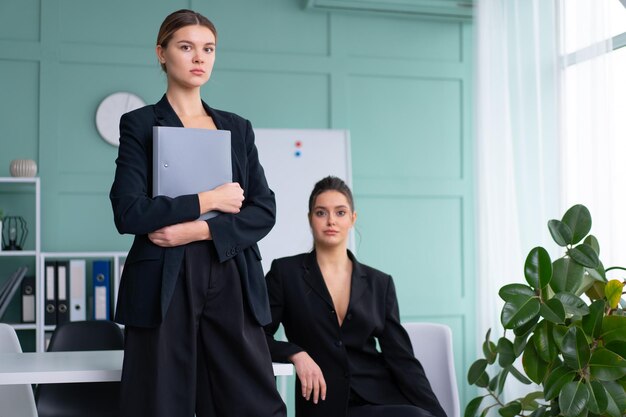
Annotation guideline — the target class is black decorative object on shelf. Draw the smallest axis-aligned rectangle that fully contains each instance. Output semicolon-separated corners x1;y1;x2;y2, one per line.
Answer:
2;216;28;250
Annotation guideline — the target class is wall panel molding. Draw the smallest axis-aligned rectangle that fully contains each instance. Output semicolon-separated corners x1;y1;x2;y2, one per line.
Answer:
0;2;476;408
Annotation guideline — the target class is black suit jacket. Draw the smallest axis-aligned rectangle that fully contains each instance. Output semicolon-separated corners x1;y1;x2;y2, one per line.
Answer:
110;95;275;327
264;251;446;417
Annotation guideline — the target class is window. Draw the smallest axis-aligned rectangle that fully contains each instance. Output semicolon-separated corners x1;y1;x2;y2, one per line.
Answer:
560;0;626;266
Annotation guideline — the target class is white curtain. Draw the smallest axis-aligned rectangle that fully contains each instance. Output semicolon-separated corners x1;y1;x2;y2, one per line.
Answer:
476;0;625;404
560;0;625;269
475;0;561;401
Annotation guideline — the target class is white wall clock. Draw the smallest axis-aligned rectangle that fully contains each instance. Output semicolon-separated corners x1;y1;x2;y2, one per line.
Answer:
95;92;146;146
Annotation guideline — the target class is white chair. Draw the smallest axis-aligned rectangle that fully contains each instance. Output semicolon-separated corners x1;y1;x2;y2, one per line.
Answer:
403;322;460;417
0;323;38;417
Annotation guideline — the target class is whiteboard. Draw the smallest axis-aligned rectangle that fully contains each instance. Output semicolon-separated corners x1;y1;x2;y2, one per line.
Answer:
255;129;352;273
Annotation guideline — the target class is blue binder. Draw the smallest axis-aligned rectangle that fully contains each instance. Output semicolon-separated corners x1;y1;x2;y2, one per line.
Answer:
92;260;111;320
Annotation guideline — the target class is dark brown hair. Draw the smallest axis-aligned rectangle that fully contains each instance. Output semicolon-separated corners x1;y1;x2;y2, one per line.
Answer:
156;9;217;72
308;176;354;213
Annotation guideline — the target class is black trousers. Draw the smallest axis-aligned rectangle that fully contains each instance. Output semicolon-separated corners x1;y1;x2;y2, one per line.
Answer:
347;390;437;417
348;405;436;417
120;241;287;417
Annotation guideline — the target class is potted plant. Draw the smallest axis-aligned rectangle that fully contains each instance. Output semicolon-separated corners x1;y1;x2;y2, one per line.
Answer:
466;204;626;417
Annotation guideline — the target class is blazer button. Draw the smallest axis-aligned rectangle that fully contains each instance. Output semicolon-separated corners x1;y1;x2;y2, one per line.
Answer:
335;340;342;347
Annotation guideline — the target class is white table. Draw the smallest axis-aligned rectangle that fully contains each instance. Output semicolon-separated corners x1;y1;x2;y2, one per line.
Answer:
0;350;293;385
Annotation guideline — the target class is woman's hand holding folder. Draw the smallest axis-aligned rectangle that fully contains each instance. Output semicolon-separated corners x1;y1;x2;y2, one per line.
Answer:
148;182;244;247
199;182;244;215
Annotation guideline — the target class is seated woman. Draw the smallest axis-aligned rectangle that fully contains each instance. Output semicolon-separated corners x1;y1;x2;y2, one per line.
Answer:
264;176;447;417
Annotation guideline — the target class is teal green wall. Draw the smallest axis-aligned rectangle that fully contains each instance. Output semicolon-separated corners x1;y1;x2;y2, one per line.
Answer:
0;0;475;413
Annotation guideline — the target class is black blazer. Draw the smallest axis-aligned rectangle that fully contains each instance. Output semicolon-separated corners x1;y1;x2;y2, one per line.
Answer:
264;251;446;417
110;95;275;328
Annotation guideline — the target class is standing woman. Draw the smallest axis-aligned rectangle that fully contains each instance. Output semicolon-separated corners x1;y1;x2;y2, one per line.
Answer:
110;9;286;417
265;176;447;417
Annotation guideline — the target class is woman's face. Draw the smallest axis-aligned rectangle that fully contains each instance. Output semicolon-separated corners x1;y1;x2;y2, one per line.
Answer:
156;24;216;90
309;190;356;250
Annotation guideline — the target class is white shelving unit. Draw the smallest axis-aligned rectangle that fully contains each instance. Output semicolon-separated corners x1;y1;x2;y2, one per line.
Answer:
0;177;127;352
0;177;40;334
37;251;126;352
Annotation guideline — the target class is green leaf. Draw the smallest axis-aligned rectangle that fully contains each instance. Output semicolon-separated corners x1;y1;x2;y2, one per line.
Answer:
488;374;498;391
467;359;488;385
514;314;540;337
589;347;626;381
483;329;497;364
501;295;541;330
551;258;585;294
464;396;485;417
576;274;598;297
554;293;590;316
605;280;625;309
602;381;626;417
514;335;529;356
533;321;558;363
499;283;536;302
475;371;489;388
582;299;606;339
525;247;553;289
585;261;606;282
498;401;522;417
523;341;549;384
586;260;607;283
552;324;569;350
587;380;608;415
562;327;591;370
561;204;592;245
497;337;516;367
528;406;548;417
483;339;497;364
543;364;576;401
540;298;566;324
567;244;600;269
520;391;544;411
548;219;573;246
508;364;533;385
586;281;606;300
601;316;626;344
559;380;590;417
495;368;510;394
583;235;600;256
606;341;626;359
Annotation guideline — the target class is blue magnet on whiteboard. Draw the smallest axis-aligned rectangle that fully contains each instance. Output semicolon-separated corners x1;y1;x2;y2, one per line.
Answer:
295;150;301;157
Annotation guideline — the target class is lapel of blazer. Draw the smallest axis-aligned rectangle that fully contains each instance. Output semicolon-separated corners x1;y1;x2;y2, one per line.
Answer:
302;251;334;309
153;94;228;130
153;95;184;127
347;250;368;308
301;250;369;310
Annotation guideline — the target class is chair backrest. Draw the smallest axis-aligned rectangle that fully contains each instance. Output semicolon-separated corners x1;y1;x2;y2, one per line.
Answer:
36;321;124;417
47;320;123;352
0;323;38;417
403;322;460;417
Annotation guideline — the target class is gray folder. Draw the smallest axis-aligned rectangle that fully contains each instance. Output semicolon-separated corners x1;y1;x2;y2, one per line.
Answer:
153;126;232;220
